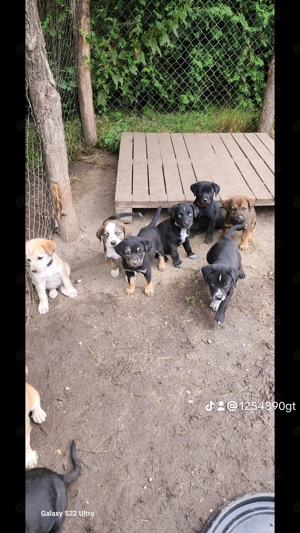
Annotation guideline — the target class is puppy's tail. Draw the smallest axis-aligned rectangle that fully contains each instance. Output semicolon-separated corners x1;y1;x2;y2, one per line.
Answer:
149;206;162;228
223;224;245;240
61;440;81;486
106;212;143;220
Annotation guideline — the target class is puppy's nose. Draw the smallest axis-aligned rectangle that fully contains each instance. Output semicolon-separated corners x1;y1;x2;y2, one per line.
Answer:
111;240;116;246
202;197;209;204
236;215;244;221
32;269;37;273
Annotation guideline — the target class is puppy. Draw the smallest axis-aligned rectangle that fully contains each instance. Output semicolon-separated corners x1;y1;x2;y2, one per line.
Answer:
96;212;143;277
26;440;81;533
201;224;246;325
221;196;257;251
26;375;47;469
190;181;224;243
157;203;199;268
115;206;166;296
26;238;78;314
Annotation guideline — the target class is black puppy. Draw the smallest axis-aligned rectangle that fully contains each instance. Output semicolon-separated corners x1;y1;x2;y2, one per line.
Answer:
190;181;224;243
26;440;81;533
201;224;246;325
115;206;166;296
157;203;199;268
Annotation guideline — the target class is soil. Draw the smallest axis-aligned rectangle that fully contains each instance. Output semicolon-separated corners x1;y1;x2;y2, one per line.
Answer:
26;149;275;533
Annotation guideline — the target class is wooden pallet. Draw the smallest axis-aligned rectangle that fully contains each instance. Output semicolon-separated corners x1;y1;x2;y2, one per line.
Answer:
115;132;274;212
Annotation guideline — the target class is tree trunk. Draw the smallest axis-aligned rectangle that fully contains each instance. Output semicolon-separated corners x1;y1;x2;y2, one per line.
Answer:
25;0;79;242
71;0;97;146
257;52;275;136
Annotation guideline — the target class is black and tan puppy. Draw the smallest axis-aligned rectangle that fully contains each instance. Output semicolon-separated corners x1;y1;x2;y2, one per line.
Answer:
157;203;199;268
96;212;143;277
221;195;257;251
26;440;81;533
190;181;224;243
115;207;166;296
201;224;246;325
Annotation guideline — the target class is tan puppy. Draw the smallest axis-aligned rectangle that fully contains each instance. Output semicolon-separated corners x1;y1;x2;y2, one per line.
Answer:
26;238;78;314
26;380;47;469
221;196;257;251
96;212;142;277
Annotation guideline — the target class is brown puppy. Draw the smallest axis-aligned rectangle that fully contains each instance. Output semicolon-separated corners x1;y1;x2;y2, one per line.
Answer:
26;370;47;469
221;196;257;251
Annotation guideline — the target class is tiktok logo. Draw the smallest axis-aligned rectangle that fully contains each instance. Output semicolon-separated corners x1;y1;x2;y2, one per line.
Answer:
205;401;215;411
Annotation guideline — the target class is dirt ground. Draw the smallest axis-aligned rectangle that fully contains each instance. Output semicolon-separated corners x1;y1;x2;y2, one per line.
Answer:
26;149;274;533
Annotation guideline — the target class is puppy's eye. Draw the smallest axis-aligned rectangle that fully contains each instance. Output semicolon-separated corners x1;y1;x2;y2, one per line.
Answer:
211;282;215;287
188;213;193;217
104;233;109;238
115;232;121;236
231;208;236;212
138;250;143;255
177;214;182;218
27;258;31;262
242;207;247;211
38;257;43;260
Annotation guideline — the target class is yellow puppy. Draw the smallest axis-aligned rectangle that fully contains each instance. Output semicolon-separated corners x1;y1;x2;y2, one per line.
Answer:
26;238;77;314
26;380;47;469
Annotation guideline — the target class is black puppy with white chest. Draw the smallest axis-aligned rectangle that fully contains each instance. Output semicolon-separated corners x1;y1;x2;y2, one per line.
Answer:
26;440;81;533
190;181;224;243
201;224;246;325
115;206;166;296
157;203;199;268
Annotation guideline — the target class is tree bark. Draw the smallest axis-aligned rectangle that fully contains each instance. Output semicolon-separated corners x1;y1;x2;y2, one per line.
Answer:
25;0;79;242
71;0;97;146
257;52;275;136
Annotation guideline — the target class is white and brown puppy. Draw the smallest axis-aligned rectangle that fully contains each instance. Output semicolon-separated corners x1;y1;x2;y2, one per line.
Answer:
26;238;78;314
26;375;47;469
96;212;143;277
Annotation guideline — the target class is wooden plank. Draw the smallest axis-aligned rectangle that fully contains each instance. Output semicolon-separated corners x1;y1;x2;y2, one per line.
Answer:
207;133;254;199
115;132;133;207
170;133;196;201
244;133;274;171
255;133;274;155
183;133;212;184
232;133;274;197
146;133;168;206
219;133;272;202
157;133;185;204
132;133;149;206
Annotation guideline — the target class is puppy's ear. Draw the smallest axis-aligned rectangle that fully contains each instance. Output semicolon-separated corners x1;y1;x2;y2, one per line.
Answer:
141;239;153;253
221;198;231;211
246;197;255;209
115;241;125;256
96;225;105;241
42;240;56;255
228;268;240;287
201;265;212;282
212;182;221;196
168;205;178;218
190;183;198;196
192;204;199;217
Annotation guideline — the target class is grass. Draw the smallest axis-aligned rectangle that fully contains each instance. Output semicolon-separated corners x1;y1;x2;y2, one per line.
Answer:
26;105;260;170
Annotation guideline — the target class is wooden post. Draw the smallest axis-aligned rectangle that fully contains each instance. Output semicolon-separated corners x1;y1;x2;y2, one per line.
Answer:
25;0;79;242
71;0;97;146
257;52;275;136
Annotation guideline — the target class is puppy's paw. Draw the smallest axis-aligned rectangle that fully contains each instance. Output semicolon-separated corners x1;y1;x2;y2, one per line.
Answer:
174;260;183;268
49;289;58;299
61;286;78;298
204;236;213;244
188;253;198;260
26;449;38;469
239;242;248;251
158;265;166;272
38;301;49;314
32;406;47;424
111;268;119;277
125;287;135;295
145;288;154;296
210;300;221;311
